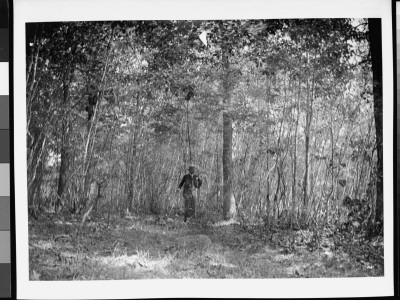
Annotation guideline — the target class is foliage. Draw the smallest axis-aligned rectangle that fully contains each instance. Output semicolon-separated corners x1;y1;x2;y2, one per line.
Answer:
26;18;383;279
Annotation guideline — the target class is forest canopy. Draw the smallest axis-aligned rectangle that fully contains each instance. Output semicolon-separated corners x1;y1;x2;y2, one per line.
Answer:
26;19;382;230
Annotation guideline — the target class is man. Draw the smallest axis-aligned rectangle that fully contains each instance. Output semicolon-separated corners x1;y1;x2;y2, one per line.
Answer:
178;165;202;222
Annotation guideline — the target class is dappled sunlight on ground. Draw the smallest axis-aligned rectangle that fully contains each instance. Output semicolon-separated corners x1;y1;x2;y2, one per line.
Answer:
95;252;173;276
28;213;384;280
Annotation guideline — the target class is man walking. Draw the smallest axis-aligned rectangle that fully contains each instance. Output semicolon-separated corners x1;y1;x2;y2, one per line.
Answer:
178;165;202;222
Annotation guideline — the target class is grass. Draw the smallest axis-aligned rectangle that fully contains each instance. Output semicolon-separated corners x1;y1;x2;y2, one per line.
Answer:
28;213;384;280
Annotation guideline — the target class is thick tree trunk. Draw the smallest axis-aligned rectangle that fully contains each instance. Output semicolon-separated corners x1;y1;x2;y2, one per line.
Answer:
368;18;383;224
222;45;236;220
223;111;235;219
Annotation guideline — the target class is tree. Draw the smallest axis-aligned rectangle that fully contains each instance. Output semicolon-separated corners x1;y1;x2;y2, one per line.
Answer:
367;18;383;225
201;20;284;220
26;19;378;231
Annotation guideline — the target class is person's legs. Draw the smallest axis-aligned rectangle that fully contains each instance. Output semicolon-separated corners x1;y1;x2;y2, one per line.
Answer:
183;188;199;222
183;188;191;222
191;189;197;218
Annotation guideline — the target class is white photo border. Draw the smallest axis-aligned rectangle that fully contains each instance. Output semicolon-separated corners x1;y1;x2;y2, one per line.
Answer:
14;0;394;298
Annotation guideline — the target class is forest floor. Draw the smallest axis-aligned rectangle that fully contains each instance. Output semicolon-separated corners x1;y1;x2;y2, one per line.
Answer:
28;213;384;280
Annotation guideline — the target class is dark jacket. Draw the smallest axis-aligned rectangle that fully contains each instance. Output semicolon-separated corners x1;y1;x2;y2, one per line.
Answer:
179;173;202;190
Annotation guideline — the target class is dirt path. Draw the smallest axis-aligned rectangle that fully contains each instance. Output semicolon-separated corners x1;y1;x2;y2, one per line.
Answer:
28;214;383;280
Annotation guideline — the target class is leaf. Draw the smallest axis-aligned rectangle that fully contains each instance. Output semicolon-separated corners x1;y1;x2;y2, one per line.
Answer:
31;270;41;280
199;31;208;47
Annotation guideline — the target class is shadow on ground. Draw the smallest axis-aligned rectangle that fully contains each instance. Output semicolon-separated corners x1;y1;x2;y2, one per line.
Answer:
28;213;383;280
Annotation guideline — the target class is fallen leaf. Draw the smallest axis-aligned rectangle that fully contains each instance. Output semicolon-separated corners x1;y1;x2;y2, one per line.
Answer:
31;270;41;280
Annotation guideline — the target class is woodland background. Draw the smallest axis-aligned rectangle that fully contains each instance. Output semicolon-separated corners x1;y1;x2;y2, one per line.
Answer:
26;19;384;280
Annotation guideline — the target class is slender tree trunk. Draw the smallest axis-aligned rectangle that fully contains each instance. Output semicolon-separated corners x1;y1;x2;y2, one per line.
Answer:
186;99;192;163
56;69;72;212
273;75;288;222
215;133;221;205
79;28;115;214
127;94;143;213
302;80;311;222
291;77;301;227
368;18;383;225
302;52;316;223
127;145;136;213
328;97;334;225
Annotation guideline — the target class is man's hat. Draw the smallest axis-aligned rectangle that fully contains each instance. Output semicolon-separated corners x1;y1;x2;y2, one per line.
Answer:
188;165;195;172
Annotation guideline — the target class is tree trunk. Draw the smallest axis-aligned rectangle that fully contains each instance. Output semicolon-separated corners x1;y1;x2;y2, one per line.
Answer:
302;53;316;224
127;129;139;213
302;80;311;222
56;70;72;212
368;18;383;225
291;77;301;226
223;109;235;219
222;44;236;220
79;28;115;213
